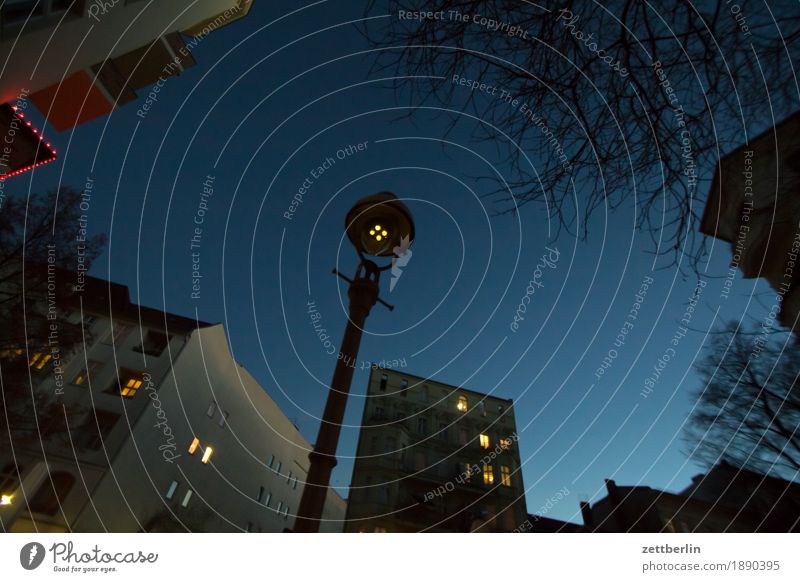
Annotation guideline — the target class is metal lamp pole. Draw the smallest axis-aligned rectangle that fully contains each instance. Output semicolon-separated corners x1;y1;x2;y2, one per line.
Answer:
292;193;414;533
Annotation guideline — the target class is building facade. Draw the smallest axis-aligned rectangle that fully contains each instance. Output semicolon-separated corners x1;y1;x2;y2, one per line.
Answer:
1;1;253;130
345;368;526;532
0;274;345;532
700;111;800;329
580;466;800;533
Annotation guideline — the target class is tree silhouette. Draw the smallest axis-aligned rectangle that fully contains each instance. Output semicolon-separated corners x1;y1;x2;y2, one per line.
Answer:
364;1;800;267
0;187;106;449
684;323;800;480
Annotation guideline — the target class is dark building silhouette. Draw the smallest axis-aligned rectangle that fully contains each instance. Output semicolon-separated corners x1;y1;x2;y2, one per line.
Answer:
580;464;800;532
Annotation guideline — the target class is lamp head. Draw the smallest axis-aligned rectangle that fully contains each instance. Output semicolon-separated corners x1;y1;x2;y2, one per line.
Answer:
345;192;415;257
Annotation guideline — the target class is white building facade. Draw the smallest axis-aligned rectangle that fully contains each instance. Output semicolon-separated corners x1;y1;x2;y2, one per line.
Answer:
0;274;345;533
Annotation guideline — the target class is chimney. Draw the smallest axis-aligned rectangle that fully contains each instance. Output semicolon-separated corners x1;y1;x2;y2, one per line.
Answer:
605;478;618;497
580;501;593;530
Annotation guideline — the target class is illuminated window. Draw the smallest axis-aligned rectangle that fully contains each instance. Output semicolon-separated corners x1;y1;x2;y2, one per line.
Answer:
501;465;511;487
457;395;468;412
218;410;229;428
479;434;490;449
499;438;512;450
464;463;472;483
201;446;213;464
483;464;494;485
120;372;143;398
29;352;51;370
72;360;102;386
181;489;193;507
188;438;200;454
165;481;179;500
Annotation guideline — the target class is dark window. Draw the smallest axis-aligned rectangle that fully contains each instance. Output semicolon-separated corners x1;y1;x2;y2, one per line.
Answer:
379;374;388;391
1;1;44;25
29;472;74;515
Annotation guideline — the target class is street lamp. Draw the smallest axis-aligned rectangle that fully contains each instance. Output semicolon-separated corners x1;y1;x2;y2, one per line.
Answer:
293;192;414;533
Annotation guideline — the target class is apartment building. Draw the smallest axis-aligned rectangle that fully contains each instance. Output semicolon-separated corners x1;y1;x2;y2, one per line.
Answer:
0;273;345;532
1;0;254;130
345;368;527;532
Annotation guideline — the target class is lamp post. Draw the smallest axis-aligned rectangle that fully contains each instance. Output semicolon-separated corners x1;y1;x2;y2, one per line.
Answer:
293;192;415;533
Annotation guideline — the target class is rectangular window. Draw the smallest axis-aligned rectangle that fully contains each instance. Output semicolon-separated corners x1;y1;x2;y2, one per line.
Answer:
218;410;229;428
384;436;396;455
201;446;213;464
206;401;217;418
439;423;448;441
417;417;427;435
188;438;199;455
459;428;469;445
483;464;494;485
286;471;292;484
457;395;468;412
267;454;274;469
283;506;289;520
291;477;297;490
103;322;132;346
28;352;52;370
181;489;193;507
421;386;429;402
499;438;512;450
479;434;490;449
264;492;272;507
463;463;472;483
379;373;388;391
110;369;144;398
275;461;281;475
71;360;103;386
165;480;179;500
276;501;283;513
133;330;171;356
257;486;265;503
414;451;426;471
400;379;408;396
500;465;511;487
85;410;119;450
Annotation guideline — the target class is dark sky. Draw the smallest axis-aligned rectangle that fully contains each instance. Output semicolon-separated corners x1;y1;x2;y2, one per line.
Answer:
6;1;779;524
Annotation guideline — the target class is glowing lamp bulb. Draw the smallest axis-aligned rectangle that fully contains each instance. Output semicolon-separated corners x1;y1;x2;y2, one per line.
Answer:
0;494;12;505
